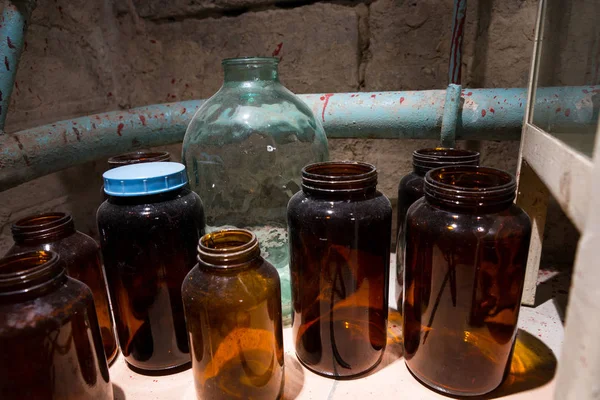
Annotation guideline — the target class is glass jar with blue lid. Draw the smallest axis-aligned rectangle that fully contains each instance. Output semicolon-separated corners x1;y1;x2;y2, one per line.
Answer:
97;162;206;371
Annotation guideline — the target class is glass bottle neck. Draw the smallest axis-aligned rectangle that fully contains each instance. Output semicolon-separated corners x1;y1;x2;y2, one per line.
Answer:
424;166;516;214
0;251;67;299
197;229;262;270
301;161;378;198
12;212;76;244
222;58;279;83
413;148;480;176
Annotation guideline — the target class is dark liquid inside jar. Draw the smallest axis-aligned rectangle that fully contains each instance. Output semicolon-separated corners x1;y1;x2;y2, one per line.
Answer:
98;186;205;371
0;251;112;400
288;162;392;378
395;148;479;312
108;151;171;168
403;166;531;396
6;212;118;364
182;229;284;399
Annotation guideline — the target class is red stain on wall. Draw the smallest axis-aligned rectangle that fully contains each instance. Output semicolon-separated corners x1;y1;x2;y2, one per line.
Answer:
117;123;124;136
272;42;283;57
320;93;334;122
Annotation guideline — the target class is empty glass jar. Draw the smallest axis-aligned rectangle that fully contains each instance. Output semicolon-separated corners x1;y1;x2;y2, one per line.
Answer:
395;148;479;311
6;212;118;364
288;161;392;378
403;166;531;396
98;162;205;371
0;251;112;399
182;57;329;323
182;229;284;399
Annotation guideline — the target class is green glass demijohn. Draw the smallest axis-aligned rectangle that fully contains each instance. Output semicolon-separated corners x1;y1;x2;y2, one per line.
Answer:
182;57;329;323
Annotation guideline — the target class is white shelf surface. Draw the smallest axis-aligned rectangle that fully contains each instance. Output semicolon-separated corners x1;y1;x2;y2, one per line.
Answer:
111;258;567;399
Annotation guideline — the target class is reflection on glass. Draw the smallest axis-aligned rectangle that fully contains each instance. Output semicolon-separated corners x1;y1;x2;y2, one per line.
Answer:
531;0;599;158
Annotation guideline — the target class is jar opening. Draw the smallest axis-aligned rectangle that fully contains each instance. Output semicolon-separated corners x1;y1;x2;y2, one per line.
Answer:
108;151;171;167
0;251;65;296
302;161;378;194
413;148;480;174
198;229;261;268
222;57;279;66
425;166;516;211
12;212;75;243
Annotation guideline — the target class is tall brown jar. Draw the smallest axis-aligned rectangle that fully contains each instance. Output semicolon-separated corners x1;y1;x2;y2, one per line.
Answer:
182;229;284;399
6;212;118;363
98;162;205;371
0;251;113;400
403;166;531;396
288;161;392;378
395;148;479;311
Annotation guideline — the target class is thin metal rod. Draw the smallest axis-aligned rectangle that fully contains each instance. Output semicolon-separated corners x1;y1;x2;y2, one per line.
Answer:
0;0;36;132
440;83;462;147
0;86;596;192
448;0;468;84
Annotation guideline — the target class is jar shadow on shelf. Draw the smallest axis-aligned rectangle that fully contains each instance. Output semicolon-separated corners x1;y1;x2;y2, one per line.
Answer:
283;354;305;400
409;329;557;399
112;384;126;400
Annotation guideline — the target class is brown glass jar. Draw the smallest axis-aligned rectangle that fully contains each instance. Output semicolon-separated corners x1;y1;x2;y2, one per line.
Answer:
182;229;284;399
395;148;479;311
0;251;113;400
288;161;392;378
403;166;531;396
6;212;118;364
98;162;205;371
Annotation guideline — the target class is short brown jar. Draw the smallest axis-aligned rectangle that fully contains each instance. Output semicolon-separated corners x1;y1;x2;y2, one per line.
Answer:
402;166;531;396
0;251;113;400
182;229;284;399
395;148;479;311
288;161;392;378
6;212;118;363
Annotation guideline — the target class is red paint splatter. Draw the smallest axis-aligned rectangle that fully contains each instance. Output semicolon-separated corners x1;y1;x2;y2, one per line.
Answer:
583;89;589;94
92;123;96;129
150;39;157;44
117;123;124;136
489;108;495;114
467;92;472;96
24;41;27;51
171;78;175;84
554;94;559;98
107;92;112;97
555;107;562;113
6;36;15;49
119;116;123;120
565;108;571;117
181;107;187;114
493;96;497;99
519;102;522;107
27;87;32;93
185;83;190;89
72;127;81;141
400;97;405;104
95;115;101;120
272;42;283;57
4;56;9;71
481;109;487;117
171;94;176;99
58;6;63;15
0;90;2;101
139;115;146;126
350;94;355;97
370;94;376;98
320;93;333;122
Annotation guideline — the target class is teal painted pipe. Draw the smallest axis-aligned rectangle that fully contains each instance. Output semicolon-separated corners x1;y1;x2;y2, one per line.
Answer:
440;84;462;147
0;86;597;191
0;0;36;132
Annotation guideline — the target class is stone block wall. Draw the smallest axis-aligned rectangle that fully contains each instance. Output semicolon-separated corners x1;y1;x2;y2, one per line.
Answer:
0;0;578;264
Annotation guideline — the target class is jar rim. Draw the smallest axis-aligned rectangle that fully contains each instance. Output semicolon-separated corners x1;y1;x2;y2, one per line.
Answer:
197;229;261;268
425;166;516;210
413;148;480;171
108;151;171;167
301;161;378;193
0;250;65;296
222;57;279;66
12;212;75;242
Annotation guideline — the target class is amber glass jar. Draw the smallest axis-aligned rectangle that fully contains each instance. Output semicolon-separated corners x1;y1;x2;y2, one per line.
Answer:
6;212;118;364
98;162;205;371
0;251;112;399
403;166;531;396
288;161;392;378
182;229;284;399
395;148;479;311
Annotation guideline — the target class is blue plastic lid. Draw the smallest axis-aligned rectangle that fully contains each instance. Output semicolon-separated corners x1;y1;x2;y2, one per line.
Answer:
103;162;188;197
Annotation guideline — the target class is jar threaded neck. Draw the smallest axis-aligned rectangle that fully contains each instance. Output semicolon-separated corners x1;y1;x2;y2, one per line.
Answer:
222;57;279;82
197;229;261;268
413;148;480;175
12;212;75;243
0;251;66;296
108;151;171;168
425;166;516;211
301;161;378;195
